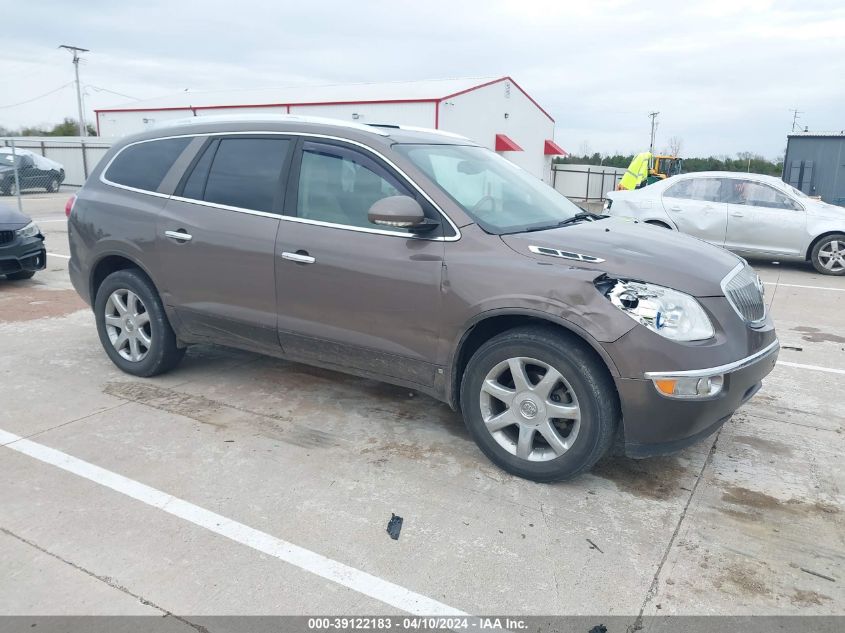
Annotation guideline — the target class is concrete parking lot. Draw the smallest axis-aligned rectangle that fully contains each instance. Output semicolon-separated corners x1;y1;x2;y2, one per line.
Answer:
1;191;843;624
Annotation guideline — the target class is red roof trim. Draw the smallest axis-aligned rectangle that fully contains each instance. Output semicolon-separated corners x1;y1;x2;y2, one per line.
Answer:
95;98;438;115
440;76;555;123
93;77;555;122
495;134;523;152
544;139;567;155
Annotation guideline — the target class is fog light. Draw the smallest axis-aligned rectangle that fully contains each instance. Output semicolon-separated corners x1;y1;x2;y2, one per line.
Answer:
652;375;723;399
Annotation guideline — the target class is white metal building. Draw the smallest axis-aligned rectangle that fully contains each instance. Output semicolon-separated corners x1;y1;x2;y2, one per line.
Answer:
95;76;566;181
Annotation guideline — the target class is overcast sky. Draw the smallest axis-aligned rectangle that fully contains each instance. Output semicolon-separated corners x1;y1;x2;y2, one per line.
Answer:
3;0;843;158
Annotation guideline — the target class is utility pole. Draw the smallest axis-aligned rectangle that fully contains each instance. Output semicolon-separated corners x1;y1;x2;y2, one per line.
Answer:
59;45;90;137
789;108;802;133
648;111;659;154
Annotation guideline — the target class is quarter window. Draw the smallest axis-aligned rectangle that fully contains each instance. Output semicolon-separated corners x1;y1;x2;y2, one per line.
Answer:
296;142;414;231
105;137;191;192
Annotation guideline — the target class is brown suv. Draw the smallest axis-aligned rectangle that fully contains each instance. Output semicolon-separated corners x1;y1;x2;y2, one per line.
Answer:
67;116;779;481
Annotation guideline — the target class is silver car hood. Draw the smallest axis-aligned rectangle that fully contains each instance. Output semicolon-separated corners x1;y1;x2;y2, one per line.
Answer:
501;218;742;297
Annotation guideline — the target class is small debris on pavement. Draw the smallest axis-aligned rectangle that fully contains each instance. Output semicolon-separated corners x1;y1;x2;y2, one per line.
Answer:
586;538;604;553
386;513;403;540
588;625;607;633
800;567;836;582
782;345;803;351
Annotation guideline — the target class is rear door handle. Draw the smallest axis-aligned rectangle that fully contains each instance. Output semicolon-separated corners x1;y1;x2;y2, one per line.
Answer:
731;211;745;217
282;251;316;264
669;206;682;212
165;230;192;242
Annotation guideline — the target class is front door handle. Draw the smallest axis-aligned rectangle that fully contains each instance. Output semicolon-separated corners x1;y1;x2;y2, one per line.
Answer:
165;230;192;242
282;251;316;264
669;206;682;212
731;211;745;217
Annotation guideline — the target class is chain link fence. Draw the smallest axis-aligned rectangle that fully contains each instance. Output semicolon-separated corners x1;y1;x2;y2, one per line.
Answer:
1;136;112;211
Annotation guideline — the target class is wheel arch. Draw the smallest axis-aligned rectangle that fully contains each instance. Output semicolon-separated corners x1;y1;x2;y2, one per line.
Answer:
89;251;158;305
806;230;845;261
446;309;621;410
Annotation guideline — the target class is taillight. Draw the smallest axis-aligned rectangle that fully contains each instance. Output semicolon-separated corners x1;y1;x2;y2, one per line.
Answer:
65;194;76;218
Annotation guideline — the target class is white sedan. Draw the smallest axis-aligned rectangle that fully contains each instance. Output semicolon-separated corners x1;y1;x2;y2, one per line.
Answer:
604;171;845;275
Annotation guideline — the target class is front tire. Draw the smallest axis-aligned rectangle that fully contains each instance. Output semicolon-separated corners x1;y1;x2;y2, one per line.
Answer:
460;326;619;482
5;270;36;280
46;174;60;193
811;234;845;275
94;269;185;376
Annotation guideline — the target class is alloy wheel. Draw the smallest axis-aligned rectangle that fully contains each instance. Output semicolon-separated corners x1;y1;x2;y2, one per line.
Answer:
818;240;845;273
104;289;152;362
479;356;581;462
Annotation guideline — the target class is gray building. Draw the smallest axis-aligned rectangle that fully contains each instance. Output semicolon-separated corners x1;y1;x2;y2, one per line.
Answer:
783;132;845;206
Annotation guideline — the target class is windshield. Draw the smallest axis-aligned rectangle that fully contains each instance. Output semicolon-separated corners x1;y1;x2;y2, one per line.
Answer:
395;144;584;234
785;183;808;198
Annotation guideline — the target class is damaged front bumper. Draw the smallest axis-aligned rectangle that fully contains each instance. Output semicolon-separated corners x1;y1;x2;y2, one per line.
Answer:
0;234;47;276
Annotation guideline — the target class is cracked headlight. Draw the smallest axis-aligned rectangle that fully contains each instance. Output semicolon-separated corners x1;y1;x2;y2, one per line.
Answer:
16;221;40;239
602;279;714;341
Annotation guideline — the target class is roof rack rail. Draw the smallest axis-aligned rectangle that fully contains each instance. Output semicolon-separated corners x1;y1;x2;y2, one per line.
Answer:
369;123;470;141
154;113;390;136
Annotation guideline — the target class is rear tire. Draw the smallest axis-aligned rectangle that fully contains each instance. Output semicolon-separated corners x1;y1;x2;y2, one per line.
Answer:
460;326;619;482
94;269;185;377
810;234;845;276
5;270;36;280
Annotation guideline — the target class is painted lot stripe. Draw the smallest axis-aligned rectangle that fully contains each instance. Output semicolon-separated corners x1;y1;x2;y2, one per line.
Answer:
0;428;467;617
47;252;70;259
777;361;845;376
34;219;69;224
764;282;845;293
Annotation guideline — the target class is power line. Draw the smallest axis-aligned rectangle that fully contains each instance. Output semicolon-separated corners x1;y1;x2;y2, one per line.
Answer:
0;81;74;109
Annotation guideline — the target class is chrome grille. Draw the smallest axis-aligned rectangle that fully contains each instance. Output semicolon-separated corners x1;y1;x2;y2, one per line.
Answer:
722;264;765;324
0;230;14;246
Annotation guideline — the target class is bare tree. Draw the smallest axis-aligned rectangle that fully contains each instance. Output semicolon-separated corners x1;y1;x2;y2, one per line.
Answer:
666;136;683;156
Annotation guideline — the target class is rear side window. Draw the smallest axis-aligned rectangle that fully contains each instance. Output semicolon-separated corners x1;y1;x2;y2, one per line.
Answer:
105;137;190;192
181;137;290;212
665;178;721;202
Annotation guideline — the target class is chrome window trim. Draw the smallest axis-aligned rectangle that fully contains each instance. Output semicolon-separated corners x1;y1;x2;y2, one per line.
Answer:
99;130;462;242
644;340;779;379
721;261;767;325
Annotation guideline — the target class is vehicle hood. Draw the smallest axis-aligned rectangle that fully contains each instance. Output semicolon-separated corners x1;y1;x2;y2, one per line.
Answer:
806;198;845;220
501;217;741;297
0;202;31;230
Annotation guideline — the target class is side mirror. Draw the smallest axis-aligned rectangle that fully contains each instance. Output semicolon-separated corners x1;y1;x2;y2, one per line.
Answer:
368;196;437;231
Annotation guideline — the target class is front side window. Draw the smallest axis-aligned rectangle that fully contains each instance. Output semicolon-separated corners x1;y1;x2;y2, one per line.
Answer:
105;137;191;192
395;144;582;234
296;141;414;230
724;180;799;210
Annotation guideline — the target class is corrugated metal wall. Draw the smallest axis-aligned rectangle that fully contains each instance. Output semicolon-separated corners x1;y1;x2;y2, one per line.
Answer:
784;135;845;205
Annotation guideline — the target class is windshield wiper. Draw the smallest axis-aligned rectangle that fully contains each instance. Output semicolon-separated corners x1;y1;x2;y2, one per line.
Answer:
556;212;607;227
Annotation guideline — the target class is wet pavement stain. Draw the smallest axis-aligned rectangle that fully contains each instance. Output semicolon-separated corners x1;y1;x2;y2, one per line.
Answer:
790;589;832;606
731;434;793;456
0;285;86;323
713;562;770;597
590;456;689;501
792;326;845;344
720;485;840;516
103;381;341;449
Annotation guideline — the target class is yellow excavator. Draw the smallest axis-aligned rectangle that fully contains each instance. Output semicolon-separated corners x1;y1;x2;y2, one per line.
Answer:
617;152;683;190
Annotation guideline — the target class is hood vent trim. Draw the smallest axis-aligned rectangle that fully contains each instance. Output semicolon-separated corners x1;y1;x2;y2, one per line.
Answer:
528;244;605;264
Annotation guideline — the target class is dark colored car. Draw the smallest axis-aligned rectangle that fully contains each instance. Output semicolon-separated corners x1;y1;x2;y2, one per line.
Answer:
0;202;46;280
1;151;65;195
66;116;779;481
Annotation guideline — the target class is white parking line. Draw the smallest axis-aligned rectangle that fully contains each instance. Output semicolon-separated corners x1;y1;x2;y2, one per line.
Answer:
777;361;845;376
47;253;70;259
764;282;845;293
0;428;467;617
34;219;68;224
